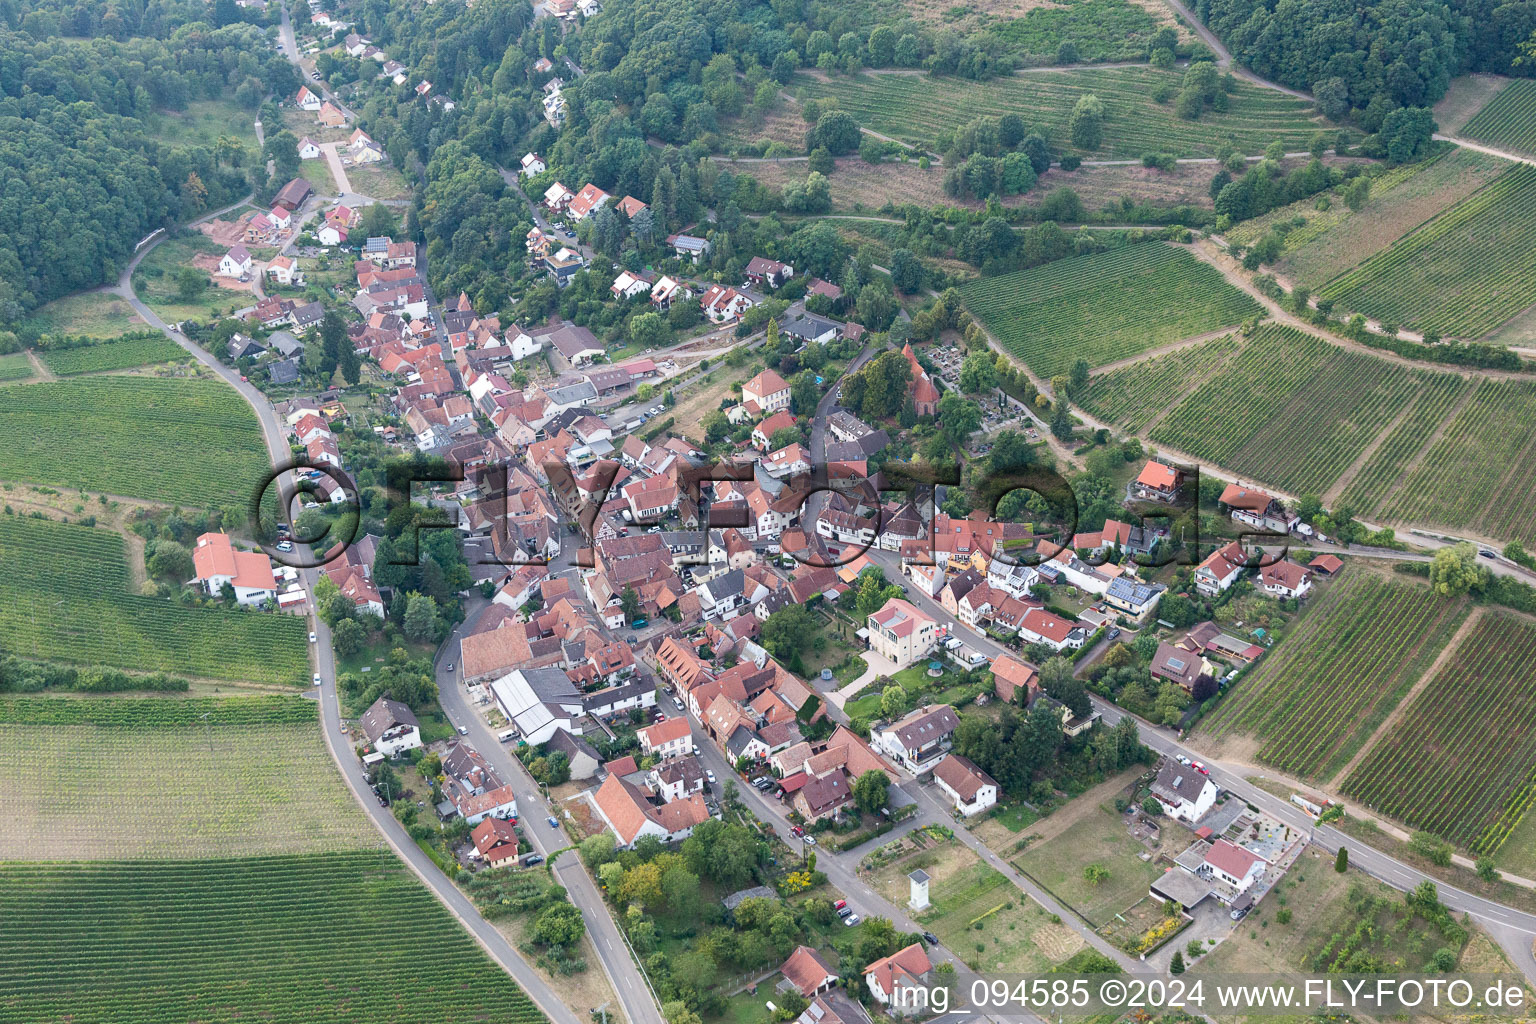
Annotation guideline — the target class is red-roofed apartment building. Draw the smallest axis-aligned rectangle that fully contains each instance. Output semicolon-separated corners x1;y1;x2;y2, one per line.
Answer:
191;532;277;606
865;598;937;669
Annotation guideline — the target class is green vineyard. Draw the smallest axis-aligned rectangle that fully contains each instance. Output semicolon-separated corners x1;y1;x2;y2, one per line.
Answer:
0;353;33;382
1459;78;1536;158
39;333;191;376
1375;378;1536;547
1081;332;1242;432
1342;613;1536;854
960;242;1261;379
1200;575;1468;780
796;66;1325;159
1148;324;1446;497
0;515;306;684
0;698;374;859
0;852;551;1024
0;375;270;507
1319;164;1536;338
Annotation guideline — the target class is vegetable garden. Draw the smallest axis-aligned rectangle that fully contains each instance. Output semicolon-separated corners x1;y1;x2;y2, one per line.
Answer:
0;375;270;507
960;242;1261;379
1319;164;1536;338
1200;575;1468;781
1342;613;1536;854
1080;331;1243;432
0;515;306;684
0;852;551;1024
1148;324;1448;497
795;67;1325;159
0;699;374;859
39;333;190;376
1459;79;1536;158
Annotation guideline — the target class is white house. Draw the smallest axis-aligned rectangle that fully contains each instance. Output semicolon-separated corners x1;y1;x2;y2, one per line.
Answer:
932;754;998;816
218;245;253;279
1149;762;1217;824
1203;839;1266;893
359;696;423;758
637;717;692;760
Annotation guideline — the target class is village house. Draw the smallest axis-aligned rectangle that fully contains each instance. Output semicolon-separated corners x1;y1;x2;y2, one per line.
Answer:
865;598;938;670
932;753;999;816
359;696;422;758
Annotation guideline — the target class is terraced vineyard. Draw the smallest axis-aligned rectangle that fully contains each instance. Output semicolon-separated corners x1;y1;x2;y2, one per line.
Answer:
960;243;1261;378
0;376;269;507
0;515;306;684
1343;613;1536;853
1376;378;1536;546
1459;78;1536;157
1320;164;1536;338
1148;324;1450;497
0;697;374;859
1201;575;1468;780
0;353;33;381
1080;332;1243;432
795;67;1324;159
0;852;551;1024
39;333;190;375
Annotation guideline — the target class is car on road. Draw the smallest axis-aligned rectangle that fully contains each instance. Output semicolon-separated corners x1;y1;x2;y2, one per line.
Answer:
547;816;560;829
309;631;317;643
705;769;717;785
1192;761;1209;775
802;834;817;846
843;914;860;927
312;673;322;686
922;932;939;946
457;725;469;735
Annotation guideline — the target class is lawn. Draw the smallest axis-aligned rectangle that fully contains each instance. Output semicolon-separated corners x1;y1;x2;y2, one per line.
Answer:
795;66;1325;159
0;375;272;507
961;242;1261;378
0;697;373;860
131;233;253;324
0;515;307;685
869;842;1085;972
0;852;550;1024
38;333;191;375
1013;803;1163;927
19;292;145;338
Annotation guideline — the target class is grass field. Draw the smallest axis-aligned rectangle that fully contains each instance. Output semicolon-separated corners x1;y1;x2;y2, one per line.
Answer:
1458;77;1536;158
1148;324;1452;498
1343;613;1536;854
1224;147;1506;290
1014;803;1162;926
1374;377;1536;546
38;333;191;376
1319;163;1536;338
0;697;372;859
795;66;1324;159
0;353;34;382
961;242;1260;378
1079;331;1242;432
131;234;252;323
0;516;307;684
1200;574;1468;781
0;852;550;1024
0;376;270;507
19;292;145;338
